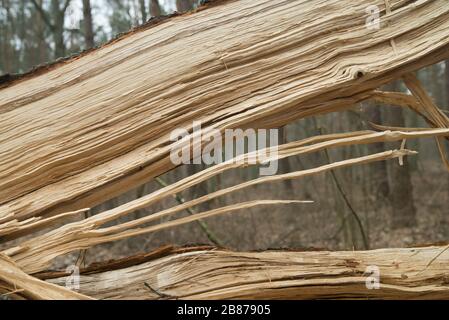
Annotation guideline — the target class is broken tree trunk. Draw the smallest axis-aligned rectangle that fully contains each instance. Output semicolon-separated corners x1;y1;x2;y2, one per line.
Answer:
4;129;449;274
1;0;449;226
41;245;449;300
1;0;449;301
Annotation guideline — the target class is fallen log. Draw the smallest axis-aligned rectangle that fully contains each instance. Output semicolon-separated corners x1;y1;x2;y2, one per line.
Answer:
43;245;449;300
1;0;449;225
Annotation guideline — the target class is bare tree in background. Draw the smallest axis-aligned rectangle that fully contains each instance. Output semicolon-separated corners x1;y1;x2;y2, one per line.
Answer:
278;126;294;192
364;101;390;198
149;0;162;17
35;0;48;64
139;0;147;23
176;0;194;12
51;0;70;58
384;81;417;229
82;0;94;49
1;0;13;73
31;0;72;58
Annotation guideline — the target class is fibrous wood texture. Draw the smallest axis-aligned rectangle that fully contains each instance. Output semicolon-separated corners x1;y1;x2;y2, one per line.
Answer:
43;246;449;300
1;0;449;300
0;253;91;300
4;129;448;275
1;0;449;226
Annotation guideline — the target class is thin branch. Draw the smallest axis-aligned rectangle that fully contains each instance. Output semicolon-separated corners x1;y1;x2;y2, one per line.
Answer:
323;147;369;250
7;149;413;275
30;0;54;31
4;128;446;243
154;177;224;247
403;73;449;130
62;0;72;13
315;123;369;249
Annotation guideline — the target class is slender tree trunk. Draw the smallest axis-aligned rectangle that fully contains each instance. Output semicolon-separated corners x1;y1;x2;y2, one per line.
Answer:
82;0;95;49
365;102;390;198
384;81;417;229
36;0;47;64
278;126;294;192
1;0;13;74
149;0;161;17
51;0;66;58
18;0;27;70
139;0;147;23
176;0;194;12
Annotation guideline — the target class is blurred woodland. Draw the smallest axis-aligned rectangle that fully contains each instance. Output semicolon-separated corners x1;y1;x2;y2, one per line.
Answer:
0;0;448;267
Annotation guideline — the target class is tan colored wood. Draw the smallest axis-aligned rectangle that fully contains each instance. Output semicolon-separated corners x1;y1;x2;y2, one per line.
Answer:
1;0;449;301
0;253;92;300
46;246;449;300
6;128;449;274
1;0;449;224
1;128;447;243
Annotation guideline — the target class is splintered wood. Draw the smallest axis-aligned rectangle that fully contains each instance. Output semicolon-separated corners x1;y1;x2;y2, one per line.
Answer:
0;254;91;300
42;246;449;300
3;130;448;275
1;0;449;300
1;0;449;223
